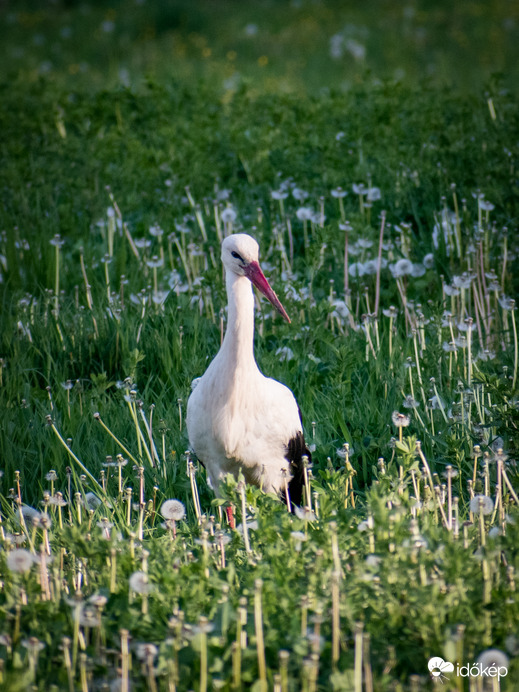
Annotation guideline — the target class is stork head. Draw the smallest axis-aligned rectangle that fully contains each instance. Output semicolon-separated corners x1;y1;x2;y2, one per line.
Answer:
222;234;290;323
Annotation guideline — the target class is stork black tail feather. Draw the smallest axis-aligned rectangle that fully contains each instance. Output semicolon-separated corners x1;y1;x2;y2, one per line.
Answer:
282;430;311;511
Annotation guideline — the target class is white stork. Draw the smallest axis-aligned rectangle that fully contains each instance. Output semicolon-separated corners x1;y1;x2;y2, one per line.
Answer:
186;233;310;509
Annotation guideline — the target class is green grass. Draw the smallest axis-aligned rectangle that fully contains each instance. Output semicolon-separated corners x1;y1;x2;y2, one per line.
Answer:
1;1;519;690
2;0;519;94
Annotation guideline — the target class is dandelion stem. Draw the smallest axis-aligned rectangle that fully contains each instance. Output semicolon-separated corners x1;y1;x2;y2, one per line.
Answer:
48;418;103;492
511;306;518;390
54;241;60;317
374;211;385;315
501;466;519;505
354;622;364;692
331;572;341;669
415;442;435;493
254;580;267;692
199;617;208;692
239;483;251;554
121;629;130;692
94;413;139;466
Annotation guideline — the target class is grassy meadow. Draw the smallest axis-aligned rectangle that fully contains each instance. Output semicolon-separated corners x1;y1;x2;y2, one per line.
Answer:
1;1;519;690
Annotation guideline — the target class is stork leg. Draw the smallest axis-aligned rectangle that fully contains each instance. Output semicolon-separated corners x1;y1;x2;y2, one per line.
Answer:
225;504;236;529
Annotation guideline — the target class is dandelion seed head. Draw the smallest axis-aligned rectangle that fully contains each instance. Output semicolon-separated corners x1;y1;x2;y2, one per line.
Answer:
365;554;381;568
392;411;410;427
358;516;374;531
470;495;494;515
423;253;434;268
146;255;164;269
193;617;215;635
442;466;458;479
428;395;443;410
85;493;102;510
39;514;52;529
410;263;426;277
336;443;353;458
134;237;152;249
20;505;41;524
348;261;366;277
161;499;186;521
49;492;67;507
49;234;65;248
499;295;515;311
236;520;258;533
478;199;495;211
478;349;496;362
366;186;381;201
275;346;294;362
476;649;509;672
289;527;309;543
89;594;108;608
6;548;34;573
149;224;163;237
452;273;475;289
129;571;151;594
296;207;313;221
390;258;413;278
21;637;45;653
136;642;158;660
383;306;398;318
221;207;237;223
292;187;308;201
78;606;98;627
294;506;316;522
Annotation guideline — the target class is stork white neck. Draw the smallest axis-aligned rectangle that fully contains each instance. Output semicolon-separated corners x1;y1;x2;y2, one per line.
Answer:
221;270;256;368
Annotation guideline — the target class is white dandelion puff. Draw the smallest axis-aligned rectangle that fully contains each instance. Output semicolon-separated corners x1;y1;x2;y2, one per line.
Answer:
161;499;186;521
136;643;158;661
390;258;414;278
221;207;237;224
423;253;434;268
294;506;316;522
85;493;102;510
290;531;307;551
470;495;494;515
129;571;151;594
476;648;509;673
392;411;410;427
478;199;495;211
296;207;313;221
366;187;381;202
7;549;34;573
275;346;294;362
292;188;308;201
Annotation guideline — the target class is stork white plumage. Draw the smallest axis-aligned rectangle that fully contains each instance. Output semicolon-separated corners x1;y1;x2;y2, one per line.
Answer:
186;233;310;508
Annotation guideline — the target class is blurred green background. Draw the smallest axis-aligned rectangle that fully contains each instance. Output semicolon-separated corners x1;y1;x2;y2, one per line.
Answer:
2;0;518;95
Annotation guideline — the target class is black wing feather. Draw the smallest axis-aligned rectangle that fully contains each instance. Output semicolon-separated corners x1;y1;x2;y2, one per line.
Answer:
282;407;311;510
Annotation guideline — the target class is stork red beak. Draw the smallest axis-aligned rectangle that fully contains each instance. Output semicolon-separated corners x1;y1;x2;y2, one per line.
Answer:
245;261;291;323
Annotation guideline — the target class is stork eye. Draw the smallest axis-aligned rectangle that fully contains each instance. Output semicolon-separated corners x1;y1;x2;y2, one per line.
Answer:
231;251;244;261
